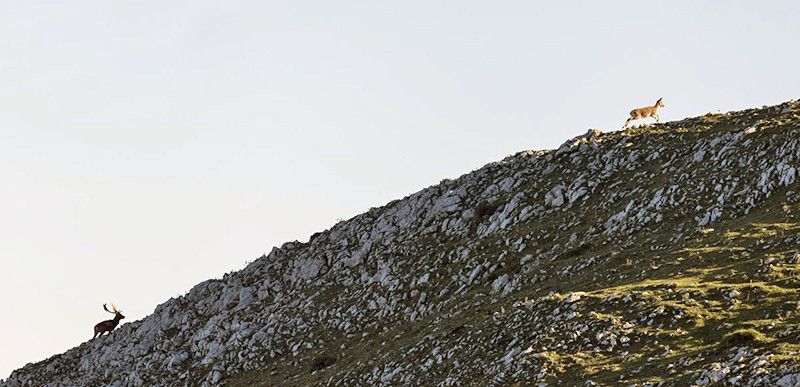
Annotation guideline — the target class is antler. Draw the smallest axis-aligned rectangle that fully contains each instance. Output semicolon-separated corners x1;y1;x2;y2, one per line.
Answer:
103;303;117;314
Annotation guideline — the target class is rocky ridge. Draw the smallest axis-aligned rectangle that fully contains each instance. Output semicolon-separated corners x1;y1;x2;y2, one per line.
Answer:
4;100;800;386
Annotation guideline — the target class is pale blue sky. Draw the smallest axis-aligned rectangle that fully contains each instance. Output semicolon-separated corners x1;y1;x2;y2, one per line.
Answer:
1;1;798;378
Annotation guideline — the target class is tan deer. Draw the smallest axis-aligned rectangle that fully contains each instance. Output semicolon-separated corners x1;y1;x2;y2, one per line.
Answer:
622;98;665;128
93;303;125;339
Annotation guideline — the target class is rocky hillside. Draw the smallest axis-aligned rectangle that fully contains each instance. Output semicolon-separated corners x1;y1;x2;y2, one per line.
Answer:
5;100;800;386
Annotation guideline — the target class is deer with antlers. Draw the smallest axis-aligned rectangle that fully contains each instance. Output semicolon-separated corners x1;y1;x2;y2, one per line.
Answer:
623;98;665;128
93;303;125;339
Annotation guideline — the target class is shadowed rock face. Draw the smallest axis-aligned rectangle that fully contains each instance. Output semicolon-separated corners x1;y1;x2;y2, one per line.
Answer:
5;100;800;387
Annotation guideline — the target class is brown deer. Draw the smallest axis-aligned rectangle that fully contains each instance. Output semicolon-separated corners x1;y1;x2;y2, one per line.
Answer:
93;303;125;339
623;98;665;128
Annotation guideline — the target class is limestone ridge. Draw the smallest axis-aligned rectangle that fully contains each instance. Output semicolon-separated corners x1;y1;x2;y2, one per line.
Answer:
4;100;800;386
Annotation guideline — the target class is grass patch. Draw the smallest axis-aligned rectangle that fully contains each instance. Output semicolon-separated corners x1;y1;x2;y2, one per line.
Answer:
721;328;770;347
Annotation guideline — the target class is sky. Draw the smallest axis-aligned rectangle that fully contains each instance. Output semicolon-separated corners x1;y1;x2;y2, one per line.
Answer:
1;0;798;379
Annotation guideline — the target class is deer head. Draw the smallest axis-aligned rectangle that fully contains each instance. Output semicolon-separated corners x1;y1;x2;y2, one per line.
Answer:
103;303;125;319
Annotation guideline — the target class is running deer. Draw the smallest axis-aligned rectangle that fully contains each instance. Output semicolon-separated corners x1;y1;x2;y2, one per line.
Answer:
93;303;125;339
623;98;665;128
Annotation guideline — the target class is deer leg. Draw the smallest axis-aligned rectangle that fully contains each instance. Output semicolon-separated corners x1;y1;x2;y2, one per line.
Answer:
622;117;633;129
653;114;660;123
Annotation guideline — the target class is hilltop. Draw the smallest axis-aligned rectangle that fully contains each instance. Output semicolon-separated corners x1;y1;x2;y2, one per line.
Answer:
4;100;800;386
